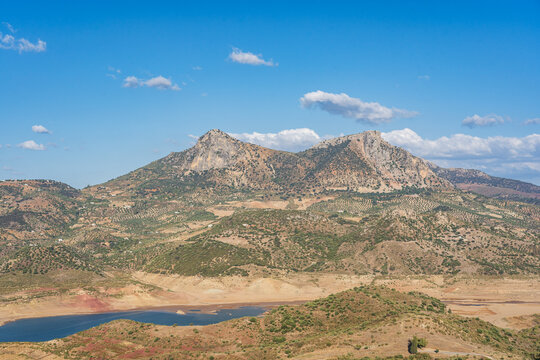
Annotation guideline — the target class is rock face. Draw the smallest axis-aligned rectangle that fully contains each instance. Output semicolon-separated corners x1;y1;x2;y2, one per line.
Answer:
164;129;248;172
154;129;309;190
99;129;452;194
301;131;449;192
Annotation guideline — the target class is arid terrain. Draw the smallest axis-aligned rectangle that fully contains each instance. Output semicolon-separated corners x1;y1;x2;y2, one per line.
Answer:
0;130;538;359
1;273;538;330
2;285;539;359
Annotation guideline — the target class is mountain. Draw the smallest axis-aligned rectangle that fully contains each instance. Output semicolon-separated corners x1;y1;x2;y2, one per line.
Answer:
0;129;539;360
92;129;451;198
431;166;540;204
300;131;449;192
1;130;538;280
146;197;540;277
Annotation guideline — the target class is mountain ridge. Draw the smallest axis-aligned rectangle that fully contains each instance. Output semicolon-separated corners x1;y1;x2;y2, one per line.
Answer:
430;165;540;203
93;129;451;196
1;129;538;278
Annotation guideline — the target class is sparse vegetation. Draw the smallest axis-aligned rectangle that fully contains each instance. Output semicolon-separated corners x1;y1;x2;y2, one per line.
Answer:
4;286;538;359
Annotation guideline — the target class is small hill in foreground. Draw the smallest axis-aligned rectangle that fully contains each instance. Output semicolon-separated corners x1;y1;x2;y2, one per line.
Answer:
5;286;539;359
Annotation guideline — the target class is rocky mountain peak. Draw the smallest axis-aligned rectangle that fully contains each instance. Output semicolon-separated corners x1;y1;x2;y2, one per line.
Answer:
108;128;451;193
168;129;246;172
195;129;238;146
309;130;383;150
198;128;231;140
302;130;450;191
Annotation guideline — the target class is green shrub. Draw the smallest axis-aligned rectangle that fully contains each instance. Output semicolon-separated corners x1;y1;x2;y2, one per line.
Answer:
273;336;286;343
408;336;427;354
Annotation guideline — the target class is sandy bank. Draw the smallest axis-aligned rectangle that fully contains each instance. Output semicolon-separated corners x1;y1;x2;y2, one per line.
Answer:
0;273;538;329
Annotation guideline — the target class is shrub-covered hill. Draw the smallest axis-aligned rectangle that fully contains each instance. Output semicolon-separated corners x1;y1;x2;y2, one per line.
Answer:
0;180;82;243
0;244;99;274
145;197;540;276
7;286;539;359
1;188;536;280
431;166;540;204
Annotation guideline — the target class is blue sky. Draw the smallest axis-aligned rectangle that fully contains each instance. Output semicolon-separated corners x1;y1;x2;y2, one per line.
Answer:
1;1;539;187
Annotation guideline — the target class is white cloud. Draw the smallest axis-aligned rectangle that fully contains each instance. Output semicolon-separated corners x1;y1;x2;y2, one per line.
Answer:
229;47;276;66
122;76;141;88
300;90;417;124
192;66;202;70
144;76;180;90
418;75;430;80
462;114;505;128
32;125;51;134
106;66;121;79
382;128;540;183
0;23;46;53
230;128;324;151
382;128;539;159
16;38;46;52
17;140;45;151
122;75;180;91
524;118;540;125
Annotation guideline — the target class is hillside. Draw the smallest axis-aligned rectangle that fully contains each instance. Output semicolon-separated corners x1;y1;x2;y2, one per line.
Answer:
0;180;81;240
0;180;84;264
0;130;538;359
0;130;538;282
431;166;540;204
5;286;539;359
146;191;540;277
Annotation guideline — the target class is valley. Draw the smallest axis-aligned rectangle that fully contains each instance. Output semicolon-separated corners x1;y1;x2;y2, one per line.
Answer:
0;130;538;359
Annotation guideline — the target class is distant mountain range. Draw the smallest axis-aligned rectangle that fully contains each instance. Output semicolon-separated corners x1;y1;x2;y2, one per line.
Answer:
86;128;539;202
0;129;538;278
97;129;449;196
4;129;538;201
430;166;540;203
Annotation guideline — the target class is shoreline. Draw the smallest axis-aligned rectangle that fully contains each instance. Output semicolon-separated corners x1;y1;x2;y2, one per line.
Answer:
0;299;309;327
1;274;539;329
133;299;308;313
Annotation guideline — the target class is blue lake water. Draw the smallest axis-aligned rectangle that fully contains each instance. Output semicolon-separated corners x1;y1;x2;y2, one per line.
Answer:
0;306;266;342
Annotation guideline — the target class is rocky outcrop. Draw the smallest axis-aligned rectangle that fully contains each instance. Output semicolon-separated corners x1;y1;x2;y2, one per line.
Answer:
162;129;247;172
100;129;452;194
302;131;450;192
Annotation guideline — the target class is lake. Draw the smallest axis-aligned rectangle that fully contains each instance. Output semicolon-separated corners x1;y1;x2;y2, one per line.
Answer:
0;306;266;342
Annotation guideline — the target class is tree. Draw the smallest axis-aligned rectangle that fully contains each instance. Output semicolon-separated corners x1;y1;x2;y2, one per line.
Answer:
408;336;427;354
408;336;418;354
